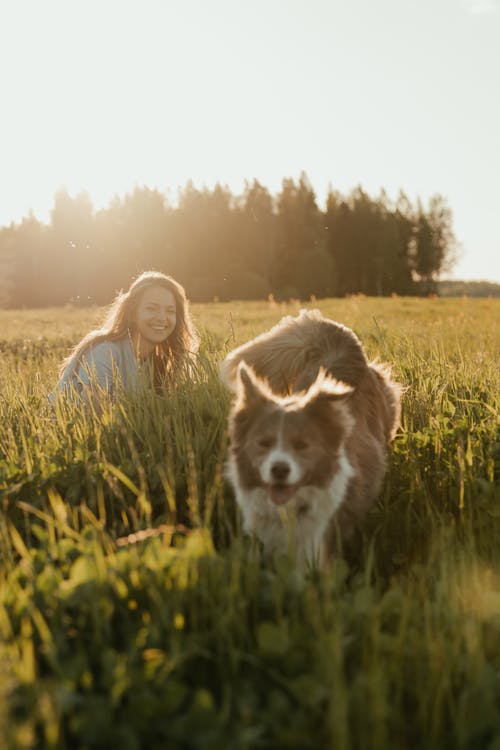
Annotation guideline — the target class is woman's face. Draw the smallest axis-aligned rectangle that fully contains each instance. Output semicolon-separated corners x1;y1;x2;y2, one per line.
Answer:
132;285;177;356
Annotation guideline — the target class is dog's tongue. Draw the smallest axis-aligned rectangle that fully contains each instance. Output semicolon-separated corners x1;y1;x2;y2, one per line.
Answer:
269;484;295;505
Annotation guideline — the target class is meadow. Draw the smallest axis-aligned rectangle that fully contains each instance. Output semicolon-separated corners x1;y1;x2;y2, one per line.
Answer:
0;296;499;750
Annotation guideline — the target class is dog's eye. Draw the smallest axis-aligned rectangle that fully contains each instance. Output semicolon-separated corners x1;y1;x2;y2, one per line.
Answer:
257;437;274;449
291;438;309;451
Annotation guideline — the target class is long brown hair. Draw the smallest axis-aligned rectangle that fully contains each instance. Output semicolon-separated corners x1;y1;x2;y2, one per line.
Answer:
60;271;199;383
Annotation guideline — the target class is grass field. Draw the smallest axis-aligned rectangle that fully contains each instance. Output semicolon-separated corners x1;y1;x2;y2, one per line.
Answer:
1;296;499;750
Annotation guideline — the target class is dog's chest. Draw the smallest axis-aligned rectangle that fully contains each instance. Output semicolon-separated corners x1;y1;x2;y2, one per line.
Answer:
237;484;344;565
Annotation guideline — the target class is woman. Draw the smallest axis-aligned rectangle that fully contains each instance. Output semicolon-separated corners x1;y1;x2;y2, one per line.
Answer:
52;271;199;403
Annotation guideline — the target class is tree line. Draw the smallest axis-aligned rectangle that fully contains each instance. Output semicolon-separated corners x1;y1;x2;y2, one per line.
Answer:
0;173;458;307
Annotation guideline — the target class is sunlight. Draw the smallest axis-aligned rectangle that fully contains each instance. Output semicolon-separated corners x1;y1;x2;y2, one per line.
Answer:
1;0;500;281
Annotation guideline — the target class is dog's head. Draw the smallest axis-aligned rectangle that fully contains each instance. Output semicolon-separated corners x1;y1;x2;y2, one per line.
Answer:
229;363;354;505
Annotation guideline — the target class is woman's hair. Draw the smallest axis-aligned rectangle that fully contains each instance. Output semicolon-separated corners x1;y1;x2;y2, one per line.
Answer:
60;271;199;384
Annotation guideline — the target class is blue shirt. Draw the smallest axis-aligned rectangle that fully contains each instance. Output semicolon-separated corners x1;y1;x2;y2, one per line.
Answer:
51;337;139;402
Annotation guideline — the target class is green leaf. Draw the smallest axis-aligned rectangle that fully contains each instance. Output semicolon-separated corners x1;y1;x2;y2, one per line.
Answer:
257;620;290;656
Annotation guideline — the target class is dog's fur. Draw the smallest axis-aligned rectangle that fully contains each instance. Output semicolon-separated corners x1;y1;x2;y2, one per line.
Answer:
222;309;401;568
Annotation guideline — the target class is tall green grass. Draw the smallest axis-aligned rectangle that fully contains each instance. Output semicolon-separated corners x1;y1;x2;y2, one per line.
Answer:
0;297;499;749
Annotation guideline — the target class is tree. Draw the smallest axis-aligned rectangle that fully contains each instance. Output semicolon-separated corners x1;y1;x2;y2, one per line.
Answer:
272;173;322;297
46;189;94;304
173;182;239;300
11;214;48;307
392;191;418;295
236;179;275;282
324;191;353;296
414;194;457;294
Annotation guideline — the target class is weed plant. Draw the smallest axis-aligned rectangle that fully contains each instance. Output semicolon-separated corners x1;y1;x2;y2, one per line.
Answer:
0;297;499;750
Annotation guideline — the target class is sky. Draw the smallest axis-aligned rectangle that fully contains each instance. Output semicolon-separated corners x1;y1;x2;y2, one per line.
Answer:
1;0;499;282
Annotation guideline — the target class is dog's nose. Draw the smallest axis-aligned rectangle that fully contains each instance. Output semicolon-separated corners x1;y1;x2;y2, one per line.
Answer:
271;462;290;482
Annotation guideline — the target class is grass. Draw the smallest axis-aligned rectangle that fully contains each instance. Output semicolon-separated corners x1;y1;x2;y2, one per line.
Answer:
0;296;499;750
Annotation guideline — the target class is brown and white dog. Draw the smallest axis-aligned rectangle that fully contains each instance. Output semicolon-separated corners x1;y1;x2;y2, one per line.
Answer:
221;309;401;568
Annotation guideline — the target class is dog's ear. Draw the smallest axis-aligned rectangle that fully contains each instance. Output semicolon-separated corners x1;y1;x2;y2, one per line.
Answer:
236;362;269;407
304;368;354;406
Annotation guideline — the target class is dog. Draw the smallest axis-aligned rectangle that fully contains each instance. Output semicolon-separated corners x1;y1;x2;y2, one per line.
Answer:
221;309;401;568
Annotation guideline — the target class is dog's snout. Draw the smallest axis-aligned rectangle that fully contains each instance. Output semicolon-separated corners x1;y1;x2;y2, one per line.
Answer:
271;461;290;482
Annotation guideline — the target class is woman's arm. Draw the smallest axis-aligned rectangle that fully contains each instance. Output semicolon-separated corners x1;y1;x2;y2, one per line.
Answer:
50;343;119;406
74;343;117;396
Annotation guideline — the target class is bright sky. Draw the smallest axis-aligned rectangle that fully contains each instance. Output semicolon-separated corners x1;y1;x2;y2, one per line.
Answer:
1;0;499;282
